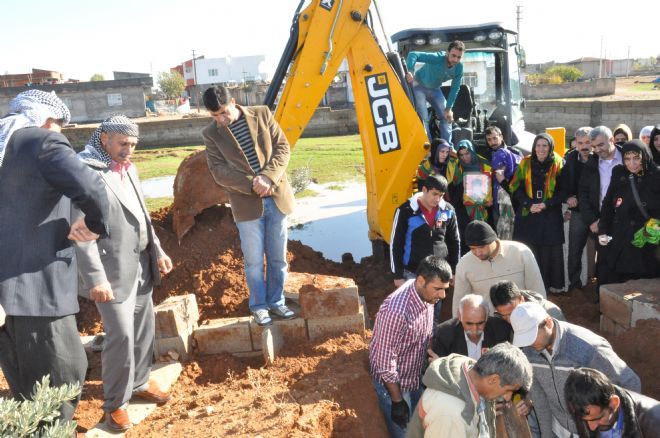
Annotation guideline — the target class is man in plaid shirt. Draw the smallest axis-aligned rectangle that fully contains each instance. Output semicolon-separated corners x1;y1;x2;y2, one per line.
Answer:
369;255;452;437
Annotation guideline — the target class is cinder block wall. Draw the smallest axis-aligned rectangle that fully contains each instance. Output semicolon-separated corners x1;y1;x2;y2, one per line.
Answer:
524;99;660;136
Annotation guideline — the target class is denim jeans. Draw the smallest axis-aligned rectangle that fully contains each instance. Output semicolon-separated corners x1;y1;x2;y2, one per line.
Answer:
413;84;451;143
235;197;288;312
372;378;424;438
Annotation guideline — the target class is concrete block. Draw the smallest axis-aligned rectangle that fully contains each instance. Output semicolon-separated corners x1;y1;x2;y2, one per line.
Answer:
249;316;307;351
193;317;252;355
154;294;199;339
600;315;629;337
626;279;660;327
154;333;192;361
599;284;633;328
307;303;366;341
262;325;284;365
360;296;371;329
600;279;659;328
297;275;360;319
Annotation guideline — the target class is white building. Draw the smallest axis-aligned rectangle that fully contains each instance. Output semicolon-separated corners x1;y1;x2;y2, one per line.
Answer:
181;55;268;86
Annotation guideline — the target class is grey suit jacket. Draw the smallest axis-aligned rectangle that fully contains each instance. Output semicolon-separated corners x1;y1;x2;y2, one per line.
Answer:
74;161;165;303
0;128;109;317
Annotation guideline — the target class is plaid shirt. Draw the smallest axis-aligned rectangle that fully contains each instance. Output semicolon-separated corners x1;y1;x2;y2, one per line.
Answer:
369;280;434;392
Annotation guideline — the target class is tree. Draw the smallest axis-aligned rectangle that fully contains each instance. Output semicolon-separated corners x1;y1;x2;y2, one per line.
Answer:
544;66;583;82
158;71;186;99
90;73;105;81
0;375;81;438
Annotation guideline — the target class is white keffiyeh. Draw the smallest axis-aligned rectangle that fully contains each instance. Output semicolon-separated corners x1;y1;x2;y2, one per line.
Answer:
0;89;71;167
78;114;139;168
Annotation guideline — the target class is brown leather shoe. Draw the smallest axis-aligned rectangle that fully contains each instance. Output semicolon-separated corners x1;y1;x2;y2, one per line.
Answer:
132;380;172;404
105;408;131;432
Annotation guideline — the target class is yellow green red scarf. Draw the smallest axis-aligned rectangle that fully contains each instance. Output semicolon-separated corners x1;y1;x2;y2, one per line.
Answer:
509;152;563;216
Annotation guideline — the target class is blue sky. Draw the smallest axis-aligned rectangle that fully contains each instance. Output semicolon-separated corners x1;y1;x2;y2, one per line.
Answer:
1;0;655;81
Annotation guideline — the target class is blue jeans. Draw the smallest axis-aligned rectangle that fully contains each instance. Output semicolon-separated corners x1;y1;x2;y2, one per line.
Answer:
373;379;423;438
235;197;288;312
413;84;451;143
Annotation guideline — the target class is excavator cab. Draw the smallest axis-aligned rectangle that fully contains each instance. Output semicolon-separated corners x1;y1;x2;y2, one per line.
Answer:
392;22;533;158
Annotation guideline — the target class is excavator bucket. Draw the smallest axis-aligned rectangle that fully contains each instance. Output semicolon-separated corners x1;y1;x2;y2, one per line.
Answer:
171;150;229;242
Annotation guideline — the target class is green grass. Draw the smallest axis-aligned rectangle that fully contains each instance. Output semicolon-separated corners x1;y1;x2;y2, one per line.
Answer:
327;184;344;191
289;135;364;184
294;189;320;198
132;135;365;190
145;197;173;212
132;146;205;179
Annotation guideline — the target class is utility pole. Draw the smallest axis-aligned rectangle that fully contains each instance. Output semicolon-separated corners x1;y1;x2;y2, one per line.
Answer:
192;49;200;113
599;36;603;79
516;5;522;39
626;45;631;77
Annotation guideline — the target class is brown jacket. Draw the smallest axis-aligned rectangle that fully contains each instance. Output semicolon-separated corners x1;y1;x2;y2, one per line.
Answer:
202;105;295;222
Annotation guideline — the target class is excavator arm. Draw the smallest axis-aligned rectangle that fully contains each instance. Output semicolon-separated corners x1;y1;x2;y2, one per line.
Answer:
270;0;428;244
172;0;428;245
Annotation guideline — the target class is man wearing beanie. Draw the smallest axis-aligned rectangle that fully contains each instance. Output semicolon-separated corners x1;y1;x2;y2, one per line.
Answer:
74;115;173;431
510;302;640;437
452;220;545;317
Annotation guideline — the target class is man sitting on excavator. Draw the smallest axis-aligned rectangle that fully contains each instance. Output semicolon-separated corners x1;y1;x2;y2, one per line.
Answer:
406;40;465;144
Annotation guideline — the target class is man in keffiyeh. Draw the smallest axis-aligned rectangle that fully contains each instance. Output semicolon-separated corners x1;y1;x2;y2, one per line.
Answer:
74;115;174;431
0;89;71;167
0;90;109;424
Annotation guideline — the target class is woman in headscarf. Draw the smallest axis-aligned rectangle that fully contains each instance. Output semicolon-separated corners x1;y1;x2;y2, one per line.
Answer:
648;124;660;166
417;138;456;186
448;139;492;253
612;123;633;146
598;140;660;282
509;133;565;293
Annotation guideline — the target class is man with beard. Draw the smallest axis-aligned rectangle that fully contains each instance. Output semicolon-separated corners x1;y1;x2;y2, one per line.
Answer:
564;368;659;437
405;40;465;143
370;256;452;437
511;303;640;437
430;294;511;361
452;221;545;317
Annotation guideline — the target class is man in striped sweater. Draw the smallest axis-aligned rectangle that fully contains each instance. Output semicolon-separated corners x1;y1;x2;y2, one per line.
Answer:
202;86;296;327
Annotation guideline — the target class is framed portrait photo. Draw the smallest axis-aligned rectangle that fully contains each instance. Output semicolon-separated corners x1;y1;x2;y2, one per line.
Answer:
464;172;491;204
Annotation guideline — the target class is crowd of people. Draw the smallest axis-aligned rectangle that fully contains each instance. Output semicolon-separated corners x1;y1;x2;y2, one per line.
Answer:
0;41;658;437
379;39;659;438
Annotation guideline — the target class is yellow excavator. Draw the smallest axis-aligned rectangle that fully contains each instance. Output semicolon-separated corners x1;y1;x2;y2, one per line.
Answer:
171;0;531;260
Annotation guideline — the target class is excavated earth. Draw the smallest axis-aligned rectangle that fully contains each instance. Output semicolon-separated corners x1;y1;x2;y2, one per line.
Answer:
1;204;658;436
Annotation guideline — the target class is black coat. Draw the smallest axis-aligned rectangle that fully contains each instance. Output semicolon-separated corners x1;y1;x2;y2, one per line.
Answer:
574;386;660;438
0;128;109;317
599;164;660;278
512;158;566;246
561;149;590;212
577;146;623;228
431;317;512;358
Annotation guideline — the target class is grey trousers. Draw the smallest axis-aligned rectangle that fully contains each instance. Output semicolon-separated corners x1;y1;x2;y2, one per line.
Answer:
567;210;596;286
0;314;87;422
96;250;154;412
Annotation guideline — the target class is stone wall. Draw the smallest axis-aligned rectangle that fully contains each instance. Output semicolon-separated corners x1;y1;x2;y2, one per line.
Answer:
524;99;660;135
63;107;360;149
0;77;152;123
522;78;616;100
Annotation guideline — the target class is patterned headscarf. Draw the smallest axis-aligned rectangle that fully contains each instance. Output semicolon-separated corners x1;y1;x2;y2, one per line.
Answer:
0;89;70;167
78;114;139;168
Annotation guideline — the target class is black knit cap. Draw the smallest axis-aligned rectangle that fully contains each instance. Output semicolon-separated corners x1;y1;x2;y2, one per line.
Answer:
465;220;498;246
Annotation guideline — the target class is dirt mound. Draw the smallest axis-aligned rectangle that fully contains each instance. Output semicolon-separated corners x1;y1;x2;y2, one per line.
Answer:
127;333;388;437
609;319;660;400
77;204;395;334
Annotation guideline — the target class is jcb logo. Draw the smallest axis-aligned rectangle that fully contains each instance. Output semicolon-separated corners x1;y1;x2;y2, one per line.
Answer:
366;74;400;154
